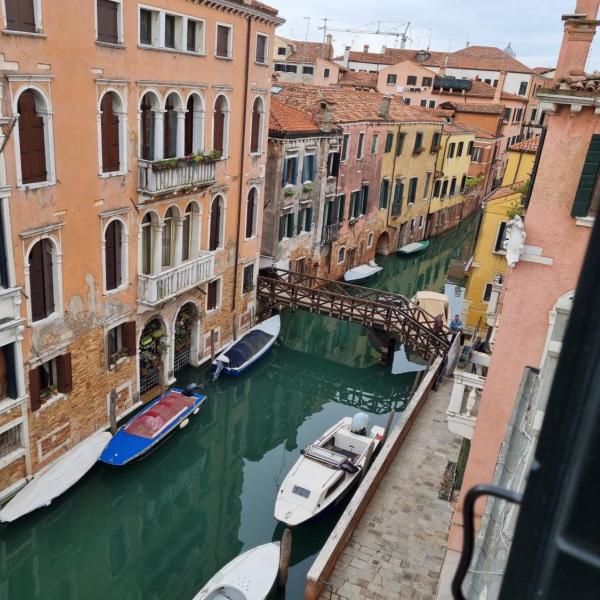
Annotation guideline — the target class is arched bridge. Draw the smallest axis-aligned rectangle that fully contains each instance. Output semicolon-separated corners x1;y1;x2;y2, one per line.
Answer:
257;268;454;360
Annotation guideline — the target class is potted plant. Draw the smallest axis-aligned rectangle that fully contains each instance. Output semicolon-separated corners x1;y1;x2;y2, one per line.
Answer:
413;146;425;155
284;187;296;198
303;182;313;193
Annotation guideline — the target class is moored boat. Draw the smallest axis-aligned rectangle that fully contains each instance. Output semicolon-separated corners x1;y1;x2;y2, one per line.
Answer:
0;430;112;523
343;260;383;284
397;240;430;255
213;315;280;379
412;290;452;327
99;387;206;466
193;542;281;600
274;413;384;527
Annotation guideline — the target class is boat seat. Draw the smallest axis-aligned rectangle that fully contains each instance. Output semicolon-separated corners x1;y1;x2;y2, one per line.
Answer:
334;430;368;457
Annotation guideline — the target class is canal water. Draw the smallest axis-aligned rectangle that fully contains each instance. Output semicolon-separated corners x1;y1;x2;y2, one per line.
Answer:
0;213;480;600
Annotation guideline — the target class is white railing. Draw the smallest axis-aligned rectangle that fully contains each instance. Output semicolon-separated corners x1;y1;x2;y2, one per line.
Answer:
138;253;215;306
486;282;503;327
138;159;217;197
447;370;486;440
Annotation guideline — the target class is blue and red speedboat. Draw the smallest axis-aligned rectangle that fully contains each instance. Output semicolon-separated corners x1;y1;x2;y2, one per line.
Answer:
99;387;206;466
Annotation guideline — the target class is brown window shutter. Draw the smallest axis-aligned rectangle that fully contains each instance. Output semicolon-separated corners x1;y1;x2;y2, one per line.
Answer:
105;221;117;290
246;190;255;238
141;99;154;161
28;240;45;321
123;321;137;356
217;26;229;56
41;239;55;317
97;0;119;44
6;0;36;33
213;101;225;153
56;353;73;394
18;90;47;184
207;281;217;310
209;199;221;251
185;97;194;155
250;106;261;153
101;94;120;173
29;365;42;411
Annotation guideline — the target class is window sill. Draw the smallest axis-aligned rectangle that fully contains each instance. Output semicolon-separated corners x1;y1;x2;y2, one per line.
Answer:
2;29;46;38
215;54;233;61
104;284;129;297
30;312;62;328
575;216;595;228
205;306;221;315
99;170;127;179
38;392;67;412
18;181;56;192
0;448;26;471
249;152;263;158
255;61;269;67
137;43;206;58
96;40;126;50
108;356;130;371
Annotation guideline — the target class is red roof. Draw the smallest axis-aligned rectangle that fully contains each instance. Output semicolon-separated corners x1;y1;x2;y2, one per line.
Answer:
439;101;505;115
269;98;321;135
487;182;524;201
338;70;378;89
509;136;540;153
533;67;554;74
277;37;333;63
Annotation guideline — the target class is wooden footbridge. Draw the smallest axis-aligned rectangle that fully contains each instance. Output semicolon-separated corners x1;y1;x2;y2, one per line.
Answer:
257;268;454;360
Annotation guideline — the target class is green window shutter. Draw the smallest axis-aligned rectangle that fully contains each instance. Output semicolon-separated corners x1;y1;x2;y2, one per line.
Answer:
572;134;600;217
279;215;286;240
338;195;345;221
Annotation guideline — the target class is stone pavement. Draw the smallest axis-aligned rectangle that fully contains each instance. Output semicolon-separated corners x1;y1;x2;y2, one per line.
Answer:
318;378;462;600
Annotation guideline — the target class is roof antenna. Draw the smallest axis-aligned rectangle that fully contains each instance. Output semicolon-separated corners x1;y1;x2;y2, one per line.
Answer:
427;28;432;51
466;33;470;48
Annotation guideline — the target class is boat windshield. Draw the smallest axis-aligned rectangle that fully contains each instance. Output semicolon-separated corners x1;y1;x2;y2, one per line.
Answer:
224;330;274;368
304;445;348;468
124;393;194;439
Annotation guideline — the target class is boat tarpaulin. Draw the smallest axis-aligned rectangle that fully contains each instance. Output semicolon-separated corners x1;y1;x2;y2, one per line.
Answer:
224;330;274;369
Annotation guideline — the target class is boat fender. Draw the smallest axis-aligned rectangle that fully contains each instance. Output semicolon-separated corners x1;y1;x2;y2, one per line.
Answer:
192;407;200;415
179;418;190;429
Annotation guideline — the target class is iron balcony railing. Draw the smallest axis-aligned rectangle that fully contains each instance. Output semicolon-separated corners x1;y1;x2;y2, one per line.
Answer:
138;253;215;306
137;158;217;197
434;76;472;92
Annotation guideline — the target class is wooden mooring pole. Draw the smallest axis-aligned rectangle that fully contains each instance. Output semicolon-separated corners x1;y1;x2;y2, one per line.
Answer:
381;410;395;445
109;389;117;434
278;528;292;589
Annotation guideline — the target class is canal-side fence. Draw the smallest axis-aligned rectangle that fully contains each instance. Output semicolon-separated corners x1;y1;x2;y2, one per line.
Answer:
257;268;454;360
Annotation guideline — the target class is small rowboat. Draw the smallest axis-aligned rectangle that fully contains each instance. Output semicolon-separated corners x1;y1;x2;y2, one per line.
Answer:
343;260;383;284
0;431;112;523
193;542;281;600
99;387;206;466
213;315;280;379
397;240;430;255
274;413;384;527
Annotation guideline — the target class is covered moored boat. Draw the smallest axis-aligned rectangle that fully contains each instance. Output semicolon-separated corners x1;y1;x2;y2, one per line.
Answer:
343;260;383;284
397;240;430;255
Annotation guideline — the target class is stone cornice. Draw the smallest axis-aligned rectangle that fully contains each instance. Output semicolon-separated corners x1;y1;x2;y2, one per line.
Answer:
186;0;285;25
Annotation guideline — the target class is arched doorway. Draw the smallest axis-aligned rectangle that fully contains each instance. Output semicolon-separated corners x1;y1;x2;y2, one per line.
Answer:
174;303;199;373
376;231;390;255
139;318;167;394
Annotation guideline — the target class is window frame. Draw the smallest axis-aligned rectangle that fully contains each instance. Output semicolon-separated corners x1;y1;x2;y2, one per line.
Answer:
406;75;417;85
98;89;128;177
215;22;233;59
386;74;397;85
407;177;418;205
3;0;43;34
356;132;365;160
493;220;509;254
95;0;124;46
341;134;350;162
337;246;346;264
242;262;255;294
206;277;222;312
255;32;269;65
102;217;128;295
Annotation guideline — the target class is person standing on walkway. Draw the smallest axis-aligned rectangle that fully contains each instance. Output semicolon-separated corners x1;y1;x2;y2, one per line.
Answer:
450;314;464;344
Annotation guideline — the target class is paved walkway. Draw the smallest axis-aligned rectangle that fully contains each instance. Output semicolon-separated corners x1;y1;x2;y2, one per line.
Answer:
319;379;462;600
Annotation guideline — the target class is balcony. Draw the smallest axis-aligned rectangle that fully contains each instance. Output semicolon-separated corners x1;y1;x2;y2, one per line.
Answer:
486;281;503;327
138;253;215;306
321;222;341;245
137;158;217;199
433;76;472;92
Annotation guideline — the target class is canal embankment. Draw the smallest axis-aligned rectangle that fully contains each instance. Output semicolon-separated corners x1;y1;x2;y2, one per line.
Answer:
306;369;462;600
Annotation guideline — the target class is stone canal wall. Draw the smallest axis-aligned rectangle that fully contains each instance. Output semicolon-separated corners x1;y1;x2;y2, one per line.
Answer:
305;356;444;600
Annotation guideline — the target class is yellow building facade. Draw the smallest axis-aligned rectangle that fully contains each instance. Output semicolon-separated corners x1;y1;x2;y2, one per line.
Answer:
501;137;539;186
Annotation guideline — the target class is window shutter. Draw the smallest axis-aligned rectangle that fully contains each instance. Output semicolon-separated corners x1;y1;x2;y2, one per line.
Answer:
207;281;217;310
297;211;303;235
306;207;313;230
115;222;122;286
42;240;55;317
287;214;294;238
250;107;261;153
396;133;405;156
29;365;42;411
338;195;345;221
185;98;194;155
349;194;355;219
362;186;369;214
213;104;225;153
97;0;119;44
29;241;45;321
209;200;221;251
0;208;8;288
57;353;73;394
279;215;285;241
105;221;117;290
572;134;600;217
141;99;154;161
246;191;255;238
18;90;47;184
6;0;36;33
281;158;288;186
217;26;229;56
256;35;266;63
291;158;298;184
123;321;137;356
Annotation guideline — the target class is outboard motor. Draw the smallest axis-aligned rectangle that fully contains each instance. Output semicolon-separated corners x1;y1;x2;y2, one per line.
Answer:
350;412;372;437
182;383;198;397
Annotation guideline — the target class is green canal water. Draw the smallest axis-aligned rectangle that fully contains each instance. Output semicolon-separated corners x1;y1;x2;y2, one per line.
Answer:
0;213;480;600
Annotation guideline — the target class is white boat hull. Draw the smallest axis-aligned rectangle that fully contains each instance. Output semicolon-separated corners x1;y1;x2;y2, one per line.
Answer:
343;261;383;284
194;542;280;600
0;431;112;523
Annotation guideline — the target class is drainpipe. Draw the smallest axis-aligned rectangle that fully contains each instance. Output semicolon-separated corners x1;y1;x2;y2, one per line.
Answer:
231;14;253;320
424;124;444;239
524;125;546;211
385;123;402;232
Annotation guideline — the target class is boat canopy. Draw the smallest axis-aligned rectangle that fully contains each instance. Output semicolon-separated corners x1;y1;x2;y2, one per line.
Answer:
414;291;449;318
223;330;274;369
124;392;194;439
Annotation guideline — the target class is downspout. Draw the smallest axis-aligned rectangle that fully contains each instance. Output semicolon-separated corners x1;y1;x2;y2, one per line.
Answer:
424;123;444;239
524;125;546;211
512;147;524;185
385;122;402;230
231;14;253;318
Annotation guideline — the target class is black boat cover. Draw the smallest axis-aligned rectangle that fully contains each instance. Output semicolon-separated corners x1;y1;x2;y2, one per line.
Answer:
225;330;274;369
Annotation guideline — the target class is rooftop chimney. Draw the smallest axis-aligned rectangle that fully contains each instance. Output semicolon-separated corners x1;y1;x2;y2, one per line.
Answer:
379;95;392;119
494;71;507;102
317;100;335;133
554;0;600;82
381;45;386;53
343;46;351;69
364;44;370;53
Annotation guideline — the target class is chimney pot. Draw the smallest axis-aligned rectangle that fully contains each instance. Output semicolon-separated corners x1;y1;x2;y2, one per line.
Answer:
379;95;392;119
364;44;370;53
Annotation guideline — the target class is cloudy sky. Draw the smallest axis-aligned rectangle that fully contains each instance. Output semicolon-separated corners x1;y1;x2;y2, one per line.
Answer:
273;0;600;71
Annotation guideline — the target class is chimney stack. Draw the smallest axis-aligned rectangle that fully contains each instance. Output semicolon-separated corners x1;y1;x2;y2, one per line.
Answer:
343;46;351;69
364;44;370;53
494;71;507;102
381;45;386;53
379;95;392;119
317;100;334;132
555;0;600;82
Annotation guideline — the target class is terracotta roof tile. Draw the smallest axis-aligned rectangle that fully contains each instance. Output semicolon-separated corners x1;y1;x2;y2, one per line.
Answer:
269;98;320;135
533;66;554;74
569;73;600;94
439;101;505;115
277;37;333;63
338;70;378;88
509;136;540;153
487;182;524;201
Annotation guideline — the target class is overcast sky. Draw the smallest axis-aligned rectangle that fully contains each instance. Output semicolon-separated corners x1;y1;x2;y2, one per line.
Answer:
273;0;600;71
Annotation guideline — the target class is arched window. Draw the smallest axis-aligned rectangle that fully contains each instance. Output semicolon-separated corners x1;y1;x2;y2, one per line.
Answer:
18;89;48;185
162;207;177;267
250;97;263;154
100;92;121;173
213;95;227;156
338;246;346;264
29;239;55;321
246;188;257;238
141;212;155;274
185;94;204;155
209;196;223;251
105;220;124;291
182;202;199;262
140;92;158;161
163;93;179;159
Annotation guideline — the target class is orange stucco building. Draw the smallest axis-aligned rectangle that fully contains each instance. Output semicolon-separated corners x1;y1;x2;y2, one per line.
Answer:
0;0;283;499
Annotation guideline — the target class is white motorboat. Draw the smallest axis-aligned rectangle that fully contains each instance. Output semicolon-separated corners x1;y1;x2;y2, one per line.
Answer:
0;430;112;523
274;414;385;527
193;542;280;600
343;260;383;284
213;315;280;379
412;290;452;327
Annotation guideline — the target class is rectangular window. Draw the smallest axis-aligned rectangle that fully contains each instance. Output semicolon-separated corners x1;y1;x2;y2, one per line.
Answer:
282;156;298;186
107;322;135;366
572;134;600;218
207;279;220;310
460;174;467;193
422;77;433;87
256;34;268;64
360;184;369;215
467;141;474;156
428;100;436;108
324;68;330;78
341;134;350;161
424;171;432;198
243;264;254;294
371;135;379;154
29;354;73;411
448;143;455;159
379;179;389;209
494;221;508;252
433;179;441;198
302;66;314;75
531;108;538;122
457;141;464;157
431;132;442;151
403;98;411;105
385;132;394;153
277;46;286;55
356;133;365;159
518;81;528;96
441;179;449;197
0;424;21;459
327;151;340;177
413;131;424;154
302;154;316;182
484;78;492;85
285;64;297;73
387;74;397;85
449;177;457;196
420;99;427;107
391;179;404;216
482;283;493;303
139;8;158;46
395;132;405;156
5;0;36;33
407;75;417;85
407;177;418;204
164;14;176;49
336;194;345;221
472;147;483;162
187;19;204;53
297;207;312;233
97;0;120;44
216;24;232;58
279;213;294;239
274;64;285;72
503;107;512;122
